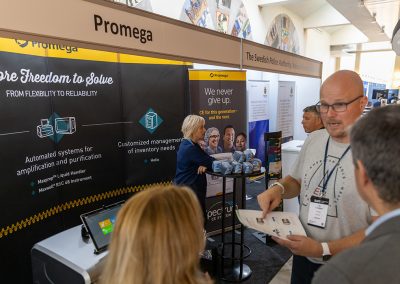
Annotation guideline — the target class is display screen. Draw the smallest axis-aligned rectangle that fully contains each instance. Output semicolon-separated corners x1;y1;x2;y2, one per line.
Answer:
81;201;124;253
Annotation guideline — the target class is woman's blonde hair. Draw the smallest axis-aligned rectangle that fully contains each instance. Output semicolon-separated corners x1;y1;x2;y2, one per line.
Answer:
101;185;210;284
181;115;205;139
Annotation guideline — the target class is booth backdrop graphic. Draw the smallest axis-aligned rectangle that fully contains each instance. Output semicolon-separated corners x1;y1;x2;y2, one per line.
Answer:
0;37;189;283
188;70;246;233
247;80;270;166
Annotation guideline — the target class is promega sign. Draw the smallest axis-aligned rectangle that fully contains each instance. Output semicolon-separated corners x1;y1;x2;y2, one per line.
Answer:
209;72;228;78
206;200;238;222
15;39;78;54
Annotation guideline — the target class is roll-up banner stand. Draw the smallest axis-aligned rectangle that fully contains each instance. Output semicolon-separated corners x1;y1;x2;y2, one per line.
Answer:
0;36;190;283
188;70;246;234
247;80;270;167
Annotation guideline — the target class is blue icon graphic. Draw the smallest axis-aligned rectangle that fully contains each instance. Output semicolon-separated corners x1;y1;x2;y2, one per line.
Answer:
139;108;163;134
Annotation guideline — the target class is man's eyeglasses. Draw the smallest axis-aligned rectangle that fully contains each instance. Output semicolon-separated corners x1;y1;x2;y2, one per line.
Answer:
209;135;220;139
316;96;364;113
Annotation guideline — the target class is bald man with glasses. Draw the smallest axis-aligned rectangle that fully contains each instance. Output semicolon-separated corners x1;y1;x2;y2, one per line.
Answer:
258;70;377;284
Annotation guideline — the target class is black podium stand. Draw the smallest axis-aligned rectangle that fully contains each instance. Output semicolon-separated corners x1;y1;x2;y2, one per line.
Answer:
207;169;265;282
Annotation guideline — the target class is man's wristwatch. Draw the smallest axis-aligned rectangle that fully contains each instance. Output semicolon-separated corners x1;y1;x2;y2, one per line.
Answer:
268;181;285;195
321;242;332;261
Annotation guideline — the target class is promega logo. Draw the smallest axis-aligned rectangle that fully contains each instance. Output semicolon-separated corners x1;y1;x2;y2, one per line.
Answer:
15;40;29;48
209;72;228;78
14;39;78;54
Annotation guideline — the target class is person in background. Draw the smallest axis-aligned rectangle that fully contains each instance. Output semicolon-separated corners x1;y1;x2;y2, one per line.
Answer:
312;105;400;284
302;105;324;133
222;125;235;153
174;115;214;214
101;185;212;284
257;70;376;284
204;127;222;155
235;132;247;151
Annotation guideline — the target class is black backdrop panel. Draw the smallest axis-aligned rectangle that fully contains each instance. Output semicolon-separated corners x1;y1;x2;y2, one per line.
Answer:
46;57;126;228
0;51;60;228
120;63;187;185
0;43;188;283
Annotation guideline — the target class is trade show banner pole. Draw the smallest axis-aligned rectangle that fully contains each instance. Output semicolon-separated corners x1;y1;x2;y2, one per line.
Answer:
188;69;246;233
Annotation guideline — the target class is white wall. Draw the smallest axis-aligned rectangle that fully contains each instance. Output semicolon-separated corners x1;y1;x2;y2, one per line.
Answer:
150;0;186;19
330;25;368;46
305;28;331;81
257;72;321;141
340;54;356;71
359;51;396;86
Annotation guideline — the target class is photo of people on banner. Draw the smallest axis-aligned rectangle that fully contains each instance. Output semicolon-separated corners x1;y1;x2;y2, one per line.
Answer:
200;124;250;197
188;70;247;198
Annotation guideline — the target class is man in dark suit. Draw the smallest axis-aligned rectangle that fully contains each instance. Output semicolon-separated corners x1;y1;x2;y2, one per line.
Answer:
312;105;400;284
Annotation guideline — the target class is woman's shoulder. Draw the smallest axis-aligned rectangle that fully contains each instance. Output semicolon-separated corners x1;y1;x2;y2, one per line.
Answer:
180;138;194;147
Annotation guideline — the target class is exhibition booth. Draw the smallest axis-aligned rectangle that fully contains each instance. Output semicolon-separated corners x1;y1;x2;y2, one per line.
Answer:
0;0;322;283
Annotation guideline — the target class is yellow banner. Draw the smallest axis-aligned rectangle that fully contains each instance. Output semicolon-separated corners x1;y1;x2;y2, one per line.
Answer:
0;36;191;65
0;37;46;57
47;46;118;62
189;70;246;81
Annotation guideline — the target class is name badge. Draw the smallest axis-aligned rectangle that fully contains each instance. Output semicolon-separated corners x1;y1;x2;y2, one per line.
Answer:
307;195;329;228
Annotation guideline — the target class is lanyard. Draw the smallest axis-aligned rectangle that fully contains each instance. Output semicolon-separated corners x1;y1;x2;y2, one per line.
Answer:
322;137;351;192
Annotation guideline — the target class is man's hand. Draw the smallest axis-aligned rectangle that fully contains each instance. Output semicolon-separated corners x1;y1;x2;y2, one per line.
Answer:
197;166;207;174
272;235;323;258
257;187;282;218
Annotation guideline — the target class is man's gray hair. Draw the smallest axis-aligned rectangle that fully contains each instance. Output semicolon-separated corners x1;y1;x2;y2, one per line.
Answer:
303;105;320;116
350;105;400;204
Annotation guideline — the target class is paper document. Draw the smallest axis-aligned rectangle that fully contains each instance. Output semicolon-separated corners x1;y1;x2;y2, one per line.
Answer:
236;209;306;240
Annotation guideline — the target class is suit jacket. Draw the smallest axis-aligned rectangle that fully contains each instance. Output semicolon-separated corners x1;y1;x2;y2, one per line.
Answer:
312;215;400;284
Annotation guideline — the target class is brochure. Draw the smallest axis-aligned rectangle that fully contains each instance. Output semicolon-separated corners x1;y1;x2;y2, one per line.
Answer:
236;209;306;240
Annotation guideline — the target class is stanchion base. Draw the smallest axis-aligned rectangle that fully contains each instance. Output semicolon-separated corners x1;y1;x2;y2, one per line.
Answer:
221;263;252;282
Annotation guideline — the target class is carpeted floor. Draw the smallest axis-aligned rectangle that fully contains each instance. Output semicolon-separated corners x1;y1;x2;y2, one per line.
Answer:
204;178;292;284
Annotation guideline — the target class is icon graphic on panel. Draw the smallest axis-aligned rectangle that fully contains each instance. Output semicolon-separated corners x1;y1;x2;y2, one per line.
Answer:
37;119;54;138
139;108;163;134
145;112;158;129
55;117;76;134
36;114;77;143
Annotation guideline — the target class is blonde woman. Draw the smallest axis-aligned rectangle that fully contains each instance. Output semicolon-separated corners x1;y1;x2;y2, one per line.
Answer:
101;185;212;284
174;115;215;214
